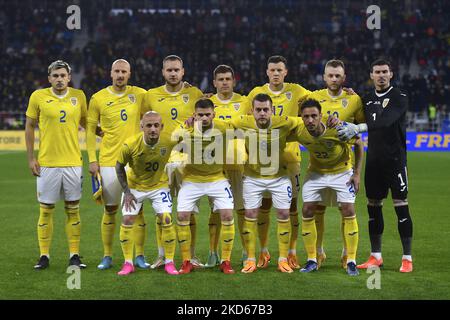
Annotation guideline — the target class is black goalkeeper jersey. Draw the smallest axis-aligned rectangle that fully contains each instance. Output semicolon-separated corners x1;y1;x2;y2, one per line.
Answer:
363;86;408;163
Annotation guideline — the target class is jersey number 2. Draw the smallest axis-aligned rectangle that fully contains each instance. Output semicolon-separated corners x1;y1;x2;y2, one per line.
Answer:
59;110;66;123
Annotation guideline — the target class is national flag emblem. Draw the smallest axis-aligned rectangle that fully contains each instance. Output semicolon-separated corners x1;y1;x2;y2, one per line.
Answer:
382;98;390;108
233;103;241;111
182;94;189;104
285;91;292;100
160;147;167;156
128;94;136;104
70;97;77;106
341;98;348;108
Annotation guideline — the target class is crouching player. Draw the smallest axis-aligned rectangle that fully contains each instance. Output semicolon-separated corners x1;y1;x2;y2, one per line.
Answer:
289;99;364;276
115;111;179;275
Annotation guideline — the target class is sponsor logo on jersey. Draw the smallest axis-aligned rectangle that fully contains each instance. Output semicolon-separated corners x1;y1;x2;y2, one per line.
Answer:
158;97;166;102
341;98;348;108
128;94;136;104
182;94;189;104
233;103;241;111
106;101;113;106
160;147;167;156
46;100;54;103
70;97;77;106
285;91;292;100
319;99;327;103
382;98;390;108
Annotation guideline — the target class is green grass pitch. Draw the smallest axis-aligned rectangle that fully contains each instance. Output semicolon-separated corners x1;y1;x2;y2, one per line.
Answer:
0;151;449;300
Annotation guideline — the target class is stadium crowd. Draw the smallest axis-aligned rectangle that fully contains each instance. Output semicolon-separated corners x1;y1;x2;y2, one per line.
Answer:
0;0;449;129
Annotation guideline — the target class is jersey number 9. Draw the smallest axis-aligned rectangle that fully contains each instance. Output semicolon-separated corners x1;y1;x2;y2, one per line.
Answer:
171;108;178;120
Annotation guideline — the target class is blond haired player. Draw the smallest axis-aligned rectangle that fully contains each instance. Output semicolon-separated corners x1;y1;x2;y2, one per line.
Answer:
115;112;180;276
86;59;149;270
142;55;204;269
26;60;87;269
247;55;311;269
204;65;250;267
289;99;363;276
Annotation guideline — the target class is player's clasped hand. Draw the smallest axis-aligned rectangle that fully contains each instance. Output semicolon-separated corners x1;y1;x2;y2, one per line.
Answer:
89;161;100;176
123;191;137;212
326;114;340;129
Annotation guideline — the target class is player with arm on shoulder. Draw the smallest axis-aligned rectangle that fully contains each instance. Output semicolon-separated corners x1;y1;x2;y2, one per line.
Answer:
86;59;149;270
142;55;205;269
247;55;311;270
176;99;236;275
305;59;365;269
289;99;363;276
204;65;251;268
26;60;87;270
232;94;299;274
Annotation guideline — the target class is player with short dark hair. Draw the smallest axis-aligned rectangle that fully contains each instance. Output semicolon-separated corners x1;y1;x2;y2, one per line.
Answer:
337;59;414;273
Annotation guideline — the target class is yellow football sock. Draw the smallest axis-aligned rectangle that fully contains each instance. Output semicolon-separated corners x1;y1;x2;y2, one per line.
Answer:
189;214;197;256
289;211;299;251
341;215;347;254
119;224;134;262
160;213;176;261
208;210;221;252
314;209;325;251
242;217;257;260
302;218;317;261
37;204;54;257
343;216;359;262
257;208;270;249
277;218;291;260
101;209;116;257
236;209;246;253
177;220;191;261
155;215;164;256
65;204;81;256
133;209;146;257
220;219;235;261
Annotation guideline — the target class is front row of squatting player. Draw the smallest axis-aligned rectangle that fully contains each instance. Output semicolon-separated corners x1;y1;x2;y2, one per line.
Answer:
25;55;414;276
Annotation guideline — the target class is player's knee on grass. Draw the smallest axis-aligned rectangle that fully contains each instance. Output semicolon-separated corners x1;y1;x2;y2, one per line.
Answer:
245;208;258;219
219;209;234;222
122;215;136;226
177;211;191;223
105;205;119;214
276;209;290;220
339;203;356;218
302;203;316;219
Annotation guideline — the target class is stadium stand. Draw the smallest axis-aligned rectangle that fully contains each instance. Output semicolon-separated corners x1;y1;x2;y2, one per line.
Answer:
0;0;448;130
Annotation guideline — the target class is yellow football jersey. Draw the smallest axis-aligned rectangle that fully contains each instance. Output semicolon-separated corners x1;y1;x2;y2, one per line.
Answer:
26;87;87;167
117;131;177;191
288;123;357;174
248;83;311;163
231;115;299;179
211;93;250;169
87;85;146;166
142;84;203;133
181;119;233;183
306;89;365;124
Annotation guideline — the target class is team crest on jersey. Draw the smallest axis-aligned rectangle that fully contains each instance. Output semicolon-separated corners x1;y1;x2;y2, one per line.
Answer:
182;94;189;104
382;98;390;108
233;103;241;111
128;94;136;104
160;147;167;156
324;141;335;149
285;91;292;100
70;97;77;106
341;98;348;108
